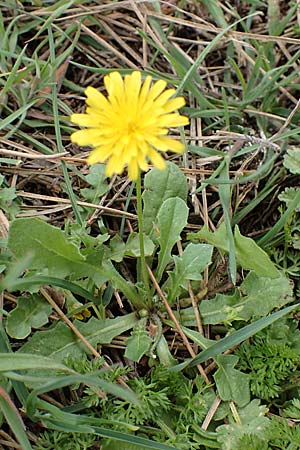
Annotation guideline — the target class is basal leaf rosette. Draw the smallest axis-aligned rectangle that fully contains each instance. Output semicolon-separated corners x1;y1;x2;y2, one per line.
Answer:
70;71;189;180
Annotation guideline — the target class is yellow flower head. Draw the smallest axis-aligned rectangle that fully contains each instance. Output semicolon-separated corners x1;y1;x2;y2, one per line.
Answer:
70;71;189;180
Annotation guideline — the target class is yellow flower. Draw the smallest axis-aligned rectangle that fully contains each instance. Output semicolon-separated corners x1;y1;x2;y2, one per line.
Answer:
70;71;189;180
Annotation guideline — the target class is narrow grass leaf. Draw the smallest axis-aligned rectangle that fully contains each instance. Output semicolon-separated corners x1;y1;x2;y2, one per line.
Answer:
232;172;281;225
0;325;29;406
228;57;246;93
201;0;228;28
218;158;236;283
0;354;73;372
0;388;32;450
29;0;74;42
32;398;177;449
258;187;300;247
25;374;138;420
48;25;83;225
0;45;28;99
189;304;298;366
175;12;260;96
0;101;36;131
92;428;177;450
3;275;100;304
171;304;298;371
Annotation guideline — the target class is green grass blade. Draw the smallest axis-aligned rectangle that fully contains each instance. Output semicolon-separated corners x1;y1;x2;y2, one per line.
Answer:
29;0;74;42
25;374;138;420
0;325;29;406
218;158;236;283
193;158;226;194
0;388;33;450
258;188;300;247
2;275;100;304
0;354;73;373
233;170;282;225
175;12;259;96
0;101;35;132
48;25;83;226
171;304;298;371
201;0;228;28
0;45;28;99
228;56;247;93
92;427;177;449
14;128;54;154
190;303;298;366
200;151;278;186
32;399;177;449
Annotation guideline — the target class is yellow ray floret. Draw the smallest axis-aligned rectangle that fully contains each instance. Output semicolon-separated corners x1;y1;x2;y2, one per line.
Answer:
70;71;189;180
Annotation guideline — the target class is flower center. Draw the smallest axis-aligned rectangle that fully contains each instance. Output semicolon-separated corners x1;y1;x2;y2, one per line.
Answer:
126;121;137;135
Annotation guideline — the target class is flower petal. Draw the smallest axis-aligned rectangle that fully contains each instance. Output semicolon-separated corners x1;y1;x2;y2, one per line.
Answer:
125;71;142;116
104;71;124;100
159;113;189;127
148;148;166;170
147;79;167;102
162;137;185;153
136;151;149;171
148;135;185;153
128;158;139;180
138;75;152;108
87;153;102;165
70;113;100;128
125;71;141;100
162;97;186;113
153;88;176;107
87;146;113;165
85;86;108;110
106;155;125;176
71;129;102;146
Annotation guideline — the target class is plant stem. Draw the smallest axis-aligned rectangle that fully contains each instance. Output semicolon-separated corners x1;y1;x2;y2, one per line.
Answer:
136;173;152;307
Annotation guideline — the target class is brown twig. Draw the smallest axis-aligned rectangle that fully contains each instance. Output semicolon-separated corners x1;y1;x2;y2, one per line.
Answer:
40;287;130;391
146;265;210;384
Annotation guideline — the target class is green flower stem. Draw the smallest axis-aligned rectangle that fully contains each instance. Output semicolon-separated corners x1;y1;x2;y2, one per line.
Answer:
136;173;152;307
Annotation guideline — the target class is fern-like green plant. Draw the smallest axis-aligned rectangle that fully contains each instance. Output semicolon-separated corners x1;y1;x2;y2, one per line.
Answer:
64;354;130;408
34;430;98;450
104;377;172;426
282;398;300;419
235;434;270;450
236;319;300;401
267;417;300;450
